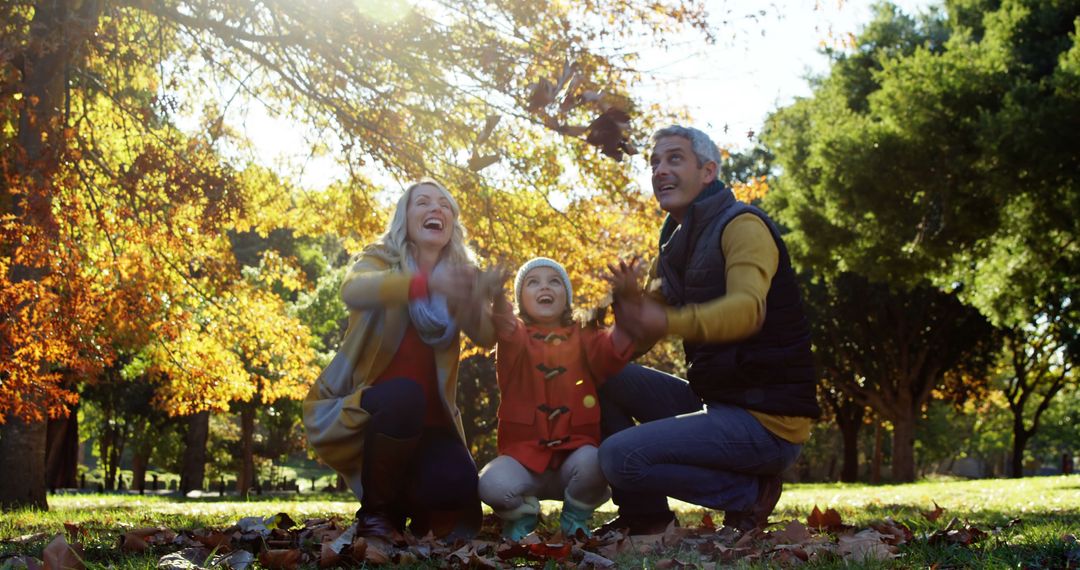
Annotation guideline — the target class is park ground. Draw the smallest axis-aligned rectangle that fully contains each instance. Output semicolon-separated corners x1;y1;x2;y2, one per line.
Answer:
2;475;1078;569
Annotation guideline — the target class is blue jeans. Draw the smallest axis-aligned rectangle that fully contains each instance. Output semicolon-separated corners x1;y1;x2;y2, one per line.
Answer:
598;364;802;516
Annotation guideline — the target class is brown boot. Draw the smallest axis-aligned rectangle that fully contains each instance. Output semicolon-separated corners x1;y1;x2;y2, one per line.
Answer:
409;501;482;542
355;433;420;541
723;474;783;532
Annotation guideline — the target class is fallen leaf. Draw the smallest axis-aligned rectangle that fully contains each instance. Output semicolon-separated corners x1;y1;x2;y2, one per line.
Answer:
42;533;84;570
838;530;898;561
7;533;50;545
869;518;912;545
699;513;716;531
921;501;945;522
256;549;299;570
119;533;149;553
156;548;209;570
807;506;844;531
318;542;339;568
1;555;43;570
579;550;616;568
769;520;813;544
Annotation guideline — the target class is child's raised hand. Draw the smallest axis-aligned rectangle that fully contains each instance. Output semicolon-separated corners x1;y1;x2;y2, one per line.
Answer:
606;257;642;299
477;263;513;300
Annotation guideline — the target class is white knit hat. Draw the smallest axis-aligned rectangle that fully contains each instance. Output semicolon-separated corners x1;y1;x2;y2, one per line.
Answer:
514;257;573;308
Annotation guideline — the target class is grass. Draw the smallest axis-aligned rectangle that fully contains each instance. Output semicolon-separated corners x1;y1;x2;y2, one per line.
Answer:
2;475;1078;568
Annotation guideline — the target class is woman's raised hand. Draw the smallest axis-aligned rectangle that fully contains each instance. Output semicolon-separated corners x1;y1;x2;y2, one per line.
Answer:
428;264;480;306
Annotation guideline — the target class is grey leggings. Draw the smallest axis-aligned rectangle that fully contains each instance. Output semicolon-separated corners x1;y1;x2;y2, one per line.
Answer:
477;445;610;512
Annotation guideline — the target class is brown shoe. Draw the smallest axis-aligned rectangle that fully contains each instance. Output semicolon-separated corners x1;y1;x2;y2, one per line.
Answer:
409;502;482;541
592;512;677;536
355;433;420;540
723;474;782;532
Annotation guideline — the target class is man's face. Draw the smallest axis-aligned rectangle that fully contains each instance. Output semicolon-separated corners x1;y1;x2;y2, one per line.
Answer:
650;136;717;222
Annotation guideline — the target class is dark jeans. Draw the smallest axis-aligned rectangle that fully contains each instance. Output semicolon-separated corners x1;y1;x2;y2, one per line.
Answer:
360;378;479;512
598;364;802;516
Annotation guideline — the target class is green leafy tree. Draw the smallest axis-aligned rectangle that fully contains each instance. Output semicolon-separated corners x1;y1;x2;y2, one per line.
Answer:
763;0;1079;479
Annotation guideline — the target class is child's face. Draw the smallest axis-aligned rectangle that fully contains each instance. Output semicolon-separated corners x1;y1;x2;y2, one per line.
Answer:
520;266;567;327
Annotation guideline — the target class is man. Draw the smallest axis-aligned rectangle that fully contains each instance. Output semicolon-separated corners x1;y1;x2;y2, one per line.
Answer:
598;125;820;534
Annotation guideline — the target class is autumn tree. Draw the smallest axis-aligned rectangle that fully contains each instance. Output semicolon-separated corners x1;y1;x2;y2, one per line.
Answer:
1;0;726;510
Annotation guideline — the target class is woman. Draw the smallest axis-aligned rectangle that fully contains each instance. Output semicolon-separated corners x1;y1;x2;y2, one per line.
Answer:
303;179;496;541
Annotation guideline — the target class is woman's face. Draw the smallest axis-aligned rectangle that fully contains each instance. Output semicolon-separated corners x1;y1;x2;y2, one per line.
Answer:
406;183;454;252
520;266;568;327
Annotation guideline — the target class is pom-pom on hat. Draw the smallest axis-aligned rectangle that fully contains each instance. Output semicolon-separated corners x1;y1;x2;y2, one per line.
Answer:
514;257;573;308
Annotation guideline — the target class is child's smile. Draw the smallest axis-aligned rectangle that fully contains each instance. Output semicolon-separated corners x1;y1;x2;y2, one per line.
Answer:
521;266;568;326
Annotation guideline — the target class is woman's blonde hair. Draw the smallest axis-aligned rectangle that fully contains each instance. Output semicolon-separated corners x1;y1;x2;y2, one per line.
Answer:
365;178;476;267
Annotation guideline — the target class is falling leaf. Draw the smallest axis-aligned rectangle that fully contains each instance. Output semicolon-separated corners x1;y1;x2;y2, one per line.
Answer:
467;154;500;172
41;533;84;570
475;114;501;147
527;78;556;112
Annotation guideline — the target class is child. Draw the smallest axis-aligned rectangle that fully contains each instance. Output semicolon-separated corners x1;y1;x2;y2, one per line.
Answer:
477;257;635;540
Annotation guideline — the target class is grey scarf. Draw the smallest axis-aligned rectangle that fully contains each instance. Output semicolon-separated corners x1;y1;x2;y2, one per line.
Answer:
406;254;458;349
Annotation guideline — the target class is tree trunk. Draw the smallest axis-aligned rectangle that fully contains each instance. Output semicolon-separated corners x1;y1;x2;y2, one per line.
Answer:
238;406;255;496
45;404;80;490
180;411;209;494
132;449;149;494
870;419;883;484
1010;415;1032;478
891;411;917;482
0;418;49;510
839;421;861;483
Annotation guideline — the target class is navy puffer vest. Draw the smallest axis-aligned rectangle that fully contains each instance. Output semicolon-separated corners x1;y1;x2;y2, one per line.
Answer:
657;182;820;418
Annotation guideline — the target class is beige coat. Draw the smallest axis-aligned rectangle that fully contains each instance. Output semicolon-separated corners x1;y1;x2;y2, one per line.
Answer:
302;252;494;499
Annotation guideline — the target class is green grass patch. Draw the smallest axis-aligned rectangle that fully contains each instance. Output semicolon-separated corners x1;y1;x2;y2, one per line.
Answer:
2;476;1077;568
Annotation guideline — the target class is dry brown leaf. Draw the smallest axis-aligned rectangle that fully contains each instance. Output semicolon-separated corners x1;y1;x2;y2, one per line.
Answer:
579;550;616;568
769;520;813;544
806;506;844;531
921;501;945;522
42;533;84;570
257;549;300;570
870;519;913;545
838;529;898;561
192;530;231;551
2;555;43;570
119;532;149;553
467;153;499;172
318;540;340;568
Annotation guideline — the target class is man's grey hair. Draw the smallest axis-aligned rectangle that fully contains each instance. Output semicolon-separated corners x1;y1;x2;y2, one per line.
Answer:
652;125;722;167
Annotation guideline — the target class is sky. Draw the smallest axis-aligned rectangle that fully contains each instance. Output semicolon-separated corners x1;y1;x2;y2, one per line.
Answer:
224;0;937;192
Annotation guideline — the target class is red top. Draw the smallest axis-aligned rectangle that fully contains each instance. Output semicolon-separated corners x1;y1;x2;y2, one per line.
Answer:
372;273;449;428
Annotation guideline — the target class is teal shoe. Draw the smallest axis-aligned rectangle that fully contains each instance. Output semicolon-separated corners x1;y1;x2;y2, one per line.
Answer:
559;494;596;538
502;512;539;541
497;496;540;541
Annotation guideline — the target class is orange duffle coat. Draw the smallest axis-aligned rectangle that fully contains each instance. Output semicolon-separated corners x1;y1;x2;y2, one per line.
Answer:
493;301;633;474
